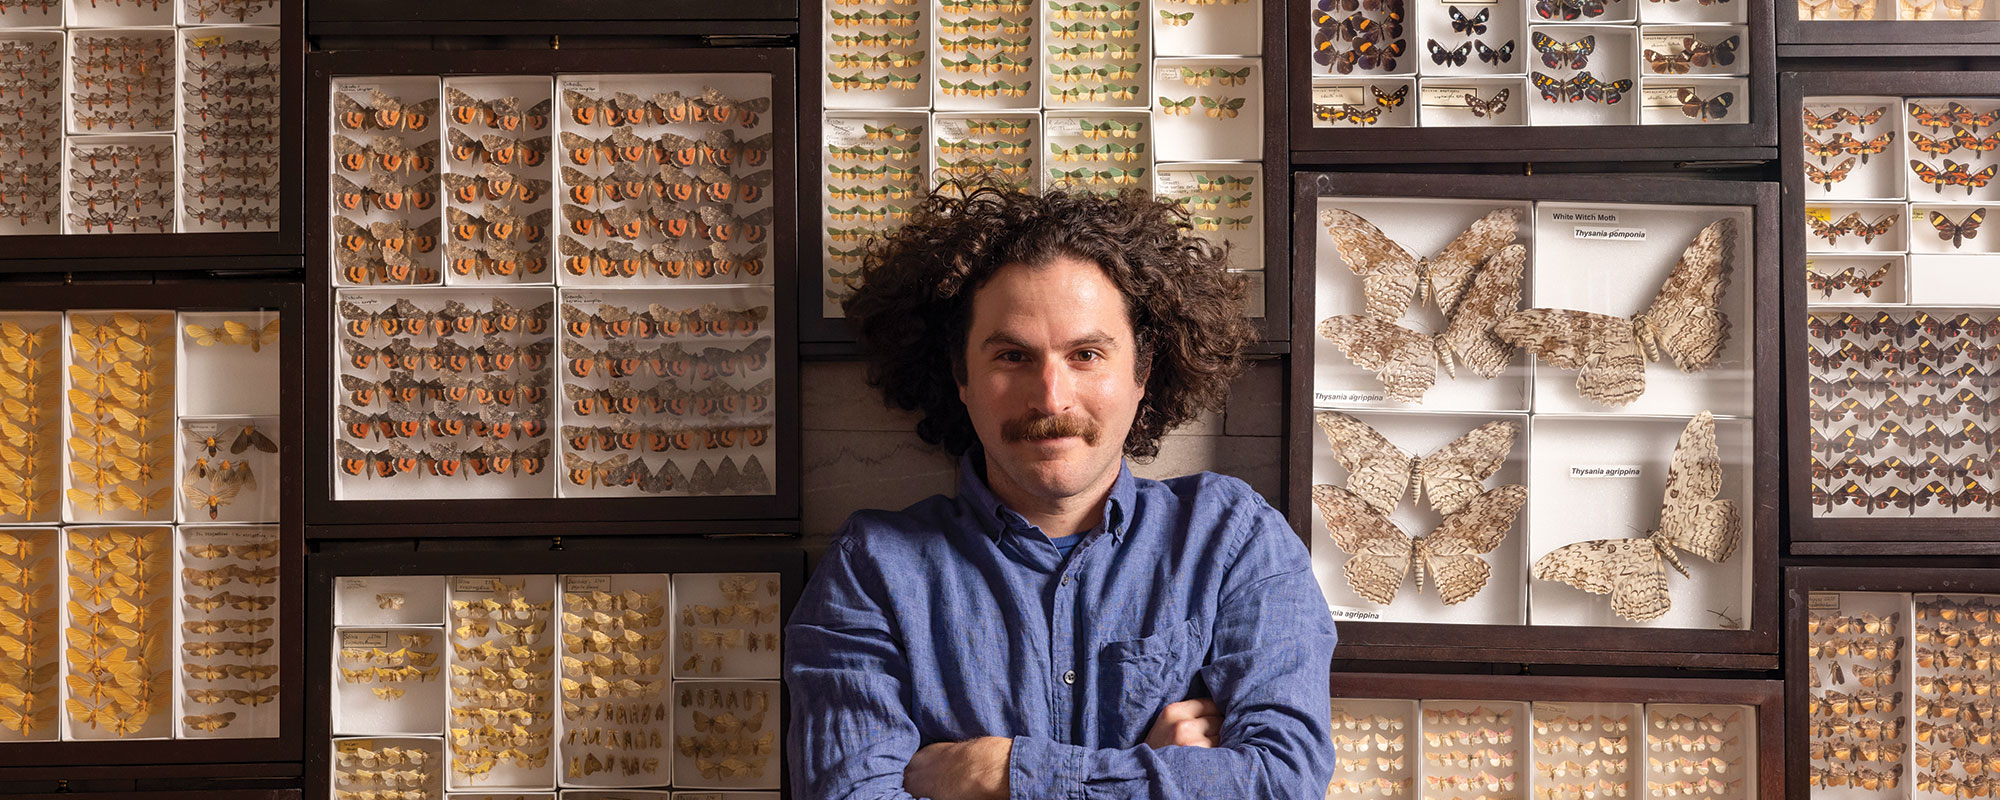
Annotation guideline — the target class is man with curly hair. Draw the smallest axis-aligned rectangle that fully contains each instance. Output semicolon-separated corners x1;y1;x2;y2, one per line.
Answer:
785;183;1337;800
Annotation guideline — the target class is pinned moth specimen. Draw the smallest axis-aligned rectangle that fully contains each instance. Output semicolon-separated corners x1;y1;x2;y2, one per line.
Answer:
1315;481;1524;606
1312;413;1527;605
181;470;241;520
1317;207;1528;402
1321;207;1521;321
1931;207;1985;248
1807;263;1893;299
1314;410;1520;517
334;90;439;133
1495;218;1735;406
1531;412;1741;621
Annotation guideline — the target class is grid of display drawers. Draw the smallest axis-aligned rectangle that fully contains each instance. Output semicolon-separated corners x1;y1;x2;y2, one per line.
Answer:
0;1;280;235
1799;94;2000;519
328;571;784;794
817;0;1269;318
1327;697;1759;800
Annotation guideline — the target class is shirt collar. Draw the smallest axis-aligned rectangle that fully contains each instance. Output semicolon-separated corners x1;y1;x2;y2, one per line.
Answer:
957;448;1136;544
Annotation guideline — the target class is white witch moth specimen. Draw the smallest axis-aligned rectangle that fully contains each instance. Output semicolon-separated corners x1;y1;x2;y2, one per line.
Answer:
1323;207;1521;321
1315;410;1520;516
1494;218;1735;406
1530;411;1742;622
1316;207;1527;403
1314;483;1528;606
1311;412;1527;605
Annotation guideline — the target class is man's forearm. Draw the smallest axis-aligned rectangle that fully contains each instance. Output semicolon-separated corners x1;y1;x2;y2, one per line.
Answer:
1008;733;1332;800
903;737;1012;800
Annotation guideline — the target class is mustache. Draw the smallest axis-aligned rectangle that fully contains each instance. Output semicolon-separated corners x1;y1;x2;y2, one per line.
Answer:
1002;413;1100;446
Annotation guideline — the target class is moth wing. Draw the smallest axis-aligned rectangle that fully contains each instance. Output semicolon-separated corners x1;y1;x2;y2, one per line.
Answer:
1929;210;1953;235
1311;484;1413;605
1312;409;1413;515
1494;308;1646;405
1608;544;1673;621
179;477;210;508
1663;411;1723;501
1657;412;1741;565
1426;208;1521;316
1316;315;1439;403
183;325;223;347
1440;242;1526;380
1660;495;1741;567
1419;484;1526;605
1321;209;1421;321
1418;420;1520;516
1642;218;1736;371
1576;332;1649;407
1493;308;1614;371
1531;536;1671;621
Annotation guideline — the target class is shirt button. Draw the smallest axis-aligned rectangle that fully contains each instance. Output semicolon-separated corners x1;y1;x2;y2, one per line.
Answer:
1061;574;1072;586
1062;670;1076;685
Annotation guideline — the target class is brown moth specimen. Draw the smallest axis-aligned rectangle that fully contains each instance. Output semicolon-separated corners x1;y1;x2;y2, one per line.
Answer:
1315;410;1520;517
1313;483;1527;606
1494;218;1735;406
1530;412;1741;621
1312;231;1528;404
1322;207;1522;321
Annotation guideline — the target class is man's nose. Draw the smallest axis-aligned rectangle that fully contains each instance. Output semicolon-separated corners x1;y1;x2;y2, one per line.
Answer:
1028;356;1075;414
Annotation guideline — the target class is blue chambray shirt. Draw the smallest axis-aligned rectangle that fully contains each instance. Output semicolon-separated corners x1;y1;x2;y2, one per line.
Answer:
785;452;1340;799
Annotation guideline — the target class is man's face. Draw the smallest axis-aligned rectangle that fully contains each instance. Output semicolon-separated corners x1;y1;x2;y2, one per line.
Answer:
959;255;1146;511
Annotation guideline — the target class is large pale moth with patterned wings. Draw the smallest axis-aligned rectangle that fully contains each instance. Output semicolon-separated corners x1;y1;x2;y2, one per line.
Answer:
1314;483;1528;606
1494;218;1736;406
1316;207;1528;403
1314;410;1519;516
1530;412;1742;621
1311;413;1526;605
1322;207;1522;321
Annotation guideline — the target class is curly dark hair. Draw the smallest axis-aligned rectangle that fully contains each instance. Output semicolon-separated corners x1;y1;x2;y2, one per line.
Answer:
843;180;1256;461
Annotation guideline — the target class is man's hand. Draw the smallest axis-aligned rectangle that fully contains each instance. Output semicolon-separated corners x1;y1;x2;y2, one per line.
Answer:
903;736;1011;800
1146;698;1222;749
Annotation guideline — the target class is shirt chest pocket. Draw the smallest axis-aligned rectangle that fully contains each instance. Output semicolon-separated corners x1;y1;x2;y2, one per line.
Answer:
1097;616;1207;745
